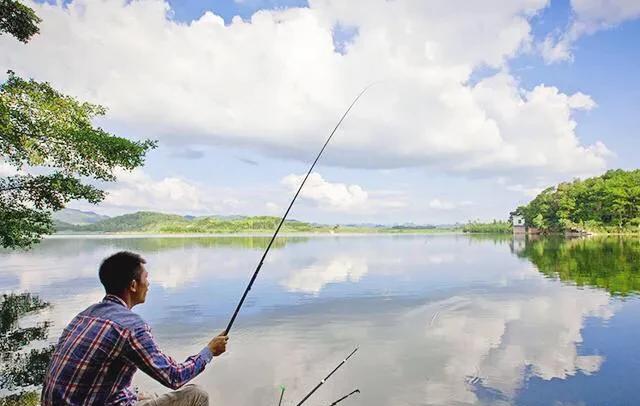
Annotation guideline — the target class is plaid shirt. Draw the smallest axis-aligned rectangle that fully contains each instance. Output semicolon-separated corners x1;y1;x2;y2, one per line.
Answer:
41;295;212;405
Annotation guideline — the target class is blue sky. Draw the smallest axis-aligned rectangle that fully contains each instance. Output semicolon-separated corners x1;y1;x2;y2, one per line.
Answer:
4;0;640;224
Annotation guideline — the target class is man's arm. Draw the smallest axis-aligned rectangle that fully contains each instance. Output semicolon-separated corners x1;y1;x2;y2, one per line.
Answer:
126;326;227;390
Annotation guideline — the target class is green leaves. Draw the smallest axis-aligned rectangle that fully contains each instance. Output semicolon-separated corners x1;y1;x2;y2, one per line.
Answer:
1;72;157;180
0;72;156;249
0;0;41;43
518;170;640;233
0;205;52;249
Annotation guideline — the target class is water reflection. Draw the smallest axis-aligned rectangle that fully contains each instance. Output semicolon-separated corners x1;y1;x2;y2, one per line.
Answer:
514;236;640;296
0;293;53;405
141;279;612;405
0;235;638;405
282;256;369;294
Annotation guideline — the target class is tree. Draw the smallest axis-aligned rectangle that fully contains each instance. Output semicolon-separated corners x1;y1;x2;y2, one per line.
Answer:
0;0;40;43
516;170;640;233
0;2;156;249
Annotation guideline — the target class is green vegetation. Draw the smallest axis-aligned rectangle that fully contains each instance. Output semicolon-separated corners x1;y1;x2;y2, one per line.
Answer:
516;169;640;234
517;237;640;296
54;211;454;235
52;208;108;225
0;2;156;249
462;220;511;234
0;293;53;405
0;0;41;43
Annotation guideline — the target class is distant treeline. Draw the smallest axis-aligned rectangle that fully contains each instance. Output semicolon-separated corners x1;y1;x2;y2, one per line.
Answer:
54;212;447;234
462;220;511;234
516;169;640;233
56;212;326;233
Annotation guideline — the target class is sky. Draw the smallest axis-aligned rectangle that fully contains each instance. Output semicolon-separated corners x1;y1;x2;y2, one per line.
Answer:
1;0;639;225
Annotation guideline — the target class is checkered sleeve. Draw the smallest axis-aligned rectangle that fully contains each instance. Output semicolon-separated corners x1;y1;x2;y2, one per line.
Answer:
126;325;208;390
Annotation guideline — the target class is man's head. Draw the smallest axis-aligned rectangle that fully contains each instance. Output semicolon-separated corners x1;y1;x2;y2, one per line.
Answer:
99;251;149;307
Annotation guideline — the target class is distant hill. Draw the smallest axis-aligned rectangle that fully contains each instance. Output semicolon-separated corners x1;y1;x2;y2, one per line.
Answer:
59;212;326;234
54;211;454;234
52;209;110;225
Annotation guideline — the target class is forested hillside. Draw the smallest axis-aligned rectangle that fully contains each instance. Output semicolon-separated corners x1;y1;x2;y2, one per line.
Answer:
60;212;326;233
516;170;640;233
54;211;447;234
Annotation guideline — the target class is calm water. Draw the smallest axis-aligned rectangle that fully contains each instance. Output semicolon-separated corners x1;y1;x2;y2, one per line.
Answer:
2;234;640;405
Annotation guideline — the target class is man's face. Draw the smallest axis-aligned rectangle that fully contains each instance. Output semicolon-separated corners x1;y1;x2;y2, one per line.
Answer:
133;266;150;306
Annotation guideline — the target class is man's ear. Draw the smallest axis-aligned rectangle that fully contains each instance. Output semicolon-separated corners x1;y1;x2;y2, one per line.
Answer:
129;278;138;293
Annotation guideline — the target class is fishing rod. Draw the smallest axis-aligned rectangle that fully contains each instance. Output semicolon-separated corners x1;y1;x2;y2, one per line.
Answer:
278;385;285;406
224;87;371;335
329;389;360;405
295;347;359;406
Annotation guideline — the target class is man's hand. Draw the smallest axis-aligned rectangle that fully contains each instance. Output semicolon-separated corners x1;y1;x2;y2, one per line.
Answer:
207;332;229;356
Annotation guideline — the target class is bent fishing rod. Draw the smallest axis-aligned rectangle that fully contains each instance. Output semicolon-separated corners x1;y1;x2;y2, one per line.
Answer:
329;389;360;405
224;87;372;335
296;347;359;406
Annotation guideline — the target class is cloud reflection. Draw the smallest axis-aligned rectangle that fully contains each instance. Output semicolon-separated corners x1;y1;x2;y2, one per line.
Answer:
130;279;615;406
416;288;612;404
281;256;369;294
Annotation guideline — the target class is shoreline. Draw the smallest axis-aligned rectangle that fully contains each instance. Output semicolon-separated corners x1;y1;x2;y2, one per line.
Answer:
47;231;466;239
46;231;640;239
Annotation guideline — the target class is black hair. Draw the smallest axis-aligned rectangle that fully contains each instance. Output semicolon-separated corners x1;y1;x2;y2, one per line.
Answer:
98;251;146;295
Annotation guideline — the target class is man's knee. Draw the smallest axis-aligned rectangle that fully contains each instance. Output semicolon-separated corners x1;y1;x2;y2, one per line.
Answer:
181;384;209;406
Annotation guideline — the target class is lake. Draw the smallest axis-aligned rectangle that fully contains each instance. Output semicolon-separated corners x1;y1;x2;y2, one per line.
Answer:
1;234;640;405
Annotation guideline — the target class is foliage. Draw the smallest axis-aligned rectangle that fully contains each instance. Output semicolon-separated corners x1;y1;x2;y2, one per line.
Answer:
0;1;156;249
0;0;41;43
0;293;53;403
0;72;156;249
517;237;640;296
0;391;39;406
516;170;640;233
55;211;454;234
462;220;511;234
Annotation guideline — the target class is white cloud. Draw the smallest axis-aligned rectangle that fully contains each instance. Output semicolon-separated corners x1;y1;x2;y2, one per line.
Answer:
264;201;282;214
506;183;546;197
102;169;209;213
541;0;640;63
282;172;408;213
428;199;472;211
0;0;611;186
69;169;259;216
282;172;368;211
572;0;640;27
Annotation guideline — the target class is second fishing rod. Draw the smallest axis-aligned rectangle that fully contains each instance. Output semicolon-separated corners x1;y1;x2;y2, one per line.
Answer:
223;86;372;335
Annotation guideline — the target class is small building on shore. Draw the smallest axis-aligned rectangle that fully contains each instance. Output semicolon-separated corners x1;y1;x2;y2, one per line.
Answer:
510;212;526;234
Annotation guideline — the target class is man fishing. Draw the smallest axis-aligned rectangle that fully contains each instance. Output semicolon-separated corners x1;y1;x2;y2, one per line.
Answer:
41;251;228;406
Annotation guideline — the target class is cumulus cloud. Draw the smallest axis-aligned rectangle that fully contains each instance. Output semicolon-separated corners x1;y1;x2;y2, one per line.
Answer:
282;172;408;213
282;172;368;211
102;169;209;213
541;0;640;63
70;169;258;216
0;0;612;188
